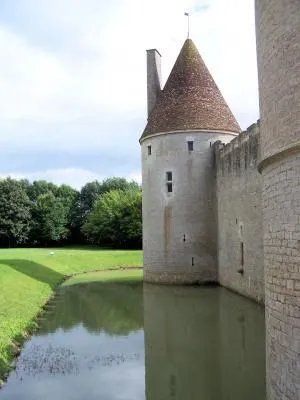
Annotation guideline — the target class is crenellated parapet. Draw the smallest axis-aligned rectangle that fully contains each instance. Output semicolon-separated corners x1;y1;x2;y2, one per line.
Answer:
214;121;261;176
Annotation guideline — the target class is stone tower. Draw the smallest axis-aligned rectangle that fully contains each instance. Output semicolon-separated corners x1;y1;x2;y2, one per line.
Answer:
255;1;300;399
140;39;241;284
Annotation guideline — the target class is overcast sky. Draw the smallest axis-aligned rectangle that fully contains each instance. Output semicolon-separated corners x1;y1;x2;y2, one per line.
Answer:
0;0;259;189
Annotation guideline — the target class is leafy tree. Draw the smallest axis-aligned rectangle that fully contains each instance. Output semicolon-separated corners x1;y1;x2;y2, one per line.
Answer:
78;178;140;222
82;188;142;248
55;184;78;207
75;178;141;242
0;178;32;246
30;192;69;246
55;184;79;225
26;180;58;202
21;181;78;245
19;178;31;194
68;180;102;243
56;184;80;243
78;181;102;221
99;177;140;195
0;176;142;248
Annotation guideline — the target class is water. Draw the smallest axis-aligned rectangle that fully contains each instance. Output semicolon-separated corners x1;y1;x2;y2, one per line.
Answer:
0;282;266;399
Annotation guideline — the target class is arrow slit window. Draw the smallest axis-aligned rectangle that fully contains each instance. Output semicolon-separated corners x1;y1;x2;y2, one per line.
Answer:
166;171;173;193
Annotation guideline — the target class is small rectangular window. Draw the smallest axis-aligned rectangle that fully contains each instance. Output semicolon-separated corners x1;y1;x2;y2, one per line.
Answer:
240;242;244;266
166;171;172;181
188;141;194;151
147;145;151;155
167;182;173;193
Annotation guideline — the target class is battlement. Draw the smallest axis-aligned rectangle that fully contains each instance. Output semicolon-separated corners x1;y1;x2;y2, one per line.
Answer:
214;120;261;175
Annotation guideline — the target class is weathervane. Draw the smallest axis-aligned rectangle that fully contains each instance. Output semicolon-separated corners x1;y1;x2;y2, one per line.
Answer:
184;12;190;38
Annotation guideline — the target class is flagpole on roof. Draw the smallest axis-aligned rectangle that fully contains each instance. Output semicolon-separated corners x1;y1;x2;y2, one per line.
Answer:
184;12;190;38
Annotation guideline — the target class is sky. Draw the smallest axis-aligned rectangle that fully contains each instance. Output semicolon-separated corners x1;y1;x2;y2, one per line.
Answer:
0;0;259;190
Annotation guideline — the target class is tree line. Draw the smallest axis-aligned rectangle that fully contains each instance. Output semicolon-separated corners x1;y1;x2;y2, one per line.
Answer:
0;177;142;248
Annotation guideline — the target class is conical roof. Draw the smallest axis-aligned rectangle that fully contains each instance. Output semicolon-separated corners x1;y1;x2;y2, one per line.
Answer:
141;39;241;140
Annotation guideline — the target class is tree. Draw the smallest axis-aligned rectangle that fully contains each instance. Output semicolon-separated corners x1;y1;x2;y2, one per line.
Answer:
19;178;31;194
82;188;142;248
99;177;140;195
30;192;69;246
21;181;79;245
78;181;102;221
0;178;32;246
56;184;80;243
75;178;141;242
25;180;58;202
55;184;78;208
78;178;140;222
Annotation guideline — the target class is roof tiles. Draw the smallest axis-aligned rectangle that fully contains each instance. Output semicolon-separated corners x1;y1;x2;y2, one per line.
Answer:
141;39;241;140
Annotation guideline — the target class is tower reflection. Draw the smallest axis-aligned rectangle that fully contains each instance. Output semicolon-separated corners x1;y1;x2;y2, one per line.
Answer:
143;284;265;400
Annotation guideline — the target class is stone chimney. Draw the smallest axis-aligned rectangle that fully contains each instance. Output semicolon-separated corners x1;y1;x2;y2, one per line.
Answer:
146;49;162;117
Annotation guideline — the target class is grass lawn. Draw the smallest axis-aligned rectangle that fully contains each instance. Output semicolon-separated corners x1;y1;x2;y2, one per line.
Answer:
0;246;143;383
64;269;143;286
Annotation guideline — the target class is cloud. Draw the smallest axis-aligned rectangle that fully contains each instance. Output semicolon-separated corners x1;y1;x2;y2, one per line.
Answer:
1;167;142;190
1;168;101;190
0;0;258;188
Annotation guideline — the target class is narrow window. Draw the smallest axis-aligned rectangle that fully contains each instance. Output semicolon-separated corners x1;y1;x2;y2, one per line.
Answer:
237;242;245;274
166;171;172;181
147;145;151;155
240;242;244;267
167;182;173;193
188;141;194;151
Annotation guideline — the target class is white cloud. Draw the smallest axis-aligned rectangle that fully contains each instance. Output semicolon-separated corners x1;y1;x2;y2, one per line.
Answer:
0;0;259;185
0;167;141;190
0;28;68;120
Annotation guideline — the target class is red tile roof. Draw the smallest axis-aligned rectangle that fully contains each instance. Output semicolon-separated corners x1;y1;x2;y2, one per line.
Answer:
141;39;241;140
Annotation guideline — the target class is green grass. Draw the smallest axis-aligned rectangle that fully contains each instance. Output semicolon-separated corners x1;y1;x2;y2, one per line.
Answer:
0;246;142;382
64;269;143;286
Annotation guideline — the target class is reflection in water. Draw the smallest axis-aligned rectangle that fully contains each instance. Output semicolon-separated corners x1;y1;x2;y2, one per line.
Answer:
0;281;265;400
40;281;144;335
0;281;145;400
218;289;266;399
144;284;266;400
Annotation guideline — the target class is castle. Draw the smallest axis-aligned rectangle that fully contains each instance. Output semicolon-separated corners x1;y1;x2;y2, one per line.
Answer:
140;1;300;399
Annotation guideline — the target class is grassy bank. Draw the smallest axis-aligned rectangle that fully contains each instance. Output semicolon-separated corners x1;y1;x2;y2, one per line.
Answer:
64;269;143;286
0;247;142;383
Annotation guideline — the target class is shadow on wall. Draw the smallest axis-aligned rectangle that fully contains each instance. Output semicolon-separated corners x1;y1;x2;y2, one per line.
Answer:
0;260;64;289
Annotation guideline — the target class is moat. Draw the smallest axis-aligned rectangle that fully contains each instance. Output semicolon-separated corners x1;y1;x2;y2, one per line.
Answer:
0;280;266;399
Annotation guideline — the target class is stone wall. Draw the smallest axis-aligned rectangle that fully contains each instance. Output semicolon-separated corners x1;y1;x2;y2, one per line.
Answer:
141;130;236;284
256;1;300;398
214;122;264;303
262;154;300;399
